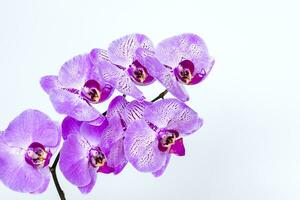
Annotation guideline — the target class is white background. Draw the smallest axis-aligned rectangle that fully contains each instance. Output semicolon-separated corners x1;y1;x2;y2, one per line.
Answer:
0;0;299;199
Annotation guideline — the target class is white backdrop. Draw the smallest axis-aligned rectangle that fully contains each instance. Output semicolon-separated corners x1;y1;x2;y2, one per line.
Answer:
0;0;299;199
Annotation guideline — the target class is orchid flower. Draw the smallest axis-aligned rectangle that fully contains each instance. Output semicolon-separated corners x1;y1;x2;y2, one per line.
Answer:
59;117;124;193
0;110;61;193
124;99;203;176
107;34;156;86
0;33;214;199
40;53;114;122
140;33;214;101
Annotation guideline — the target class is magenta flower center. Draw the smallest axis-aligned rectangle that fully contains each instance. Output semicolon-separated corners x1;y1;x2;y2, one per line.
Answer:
174;59;208;85
88;147;106;168
158;130;180;152
25;142;52;169
174;60;195;84
81;80;102;104
128;60;154;85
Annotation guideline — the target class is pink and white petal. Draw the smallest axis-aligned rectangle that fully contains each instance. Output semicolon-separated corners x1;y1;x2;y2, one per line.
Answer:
30;168;51;194
80;120;108;147
89;48;110;64
0;136;4;153
0;135;9;152
145;99;202;135
48;123;62;154
88;61;110;87
49;89;102;122
78;168;97;194
88;117;106;126
106;95;128;119
40;75;62;94
156;33;211;72
58;54;92;89
124;120;166;172
105;139;127;175
144;99;187;128
122;100;151;125
135;47;155;61
152;154;171;177
100;116;124;152
108;34;154;67
167;105;203;136
3;109;60;149
61;116;82;140
97;60;144;100
143;56;189;102
0;144;48;193
59;134;91;187
32;112;61;148
2;116;33;148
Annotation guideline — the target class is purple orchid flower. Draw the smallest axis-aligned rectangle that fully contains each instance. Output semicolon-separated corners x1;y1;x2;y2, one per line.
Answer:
105;34;156;86
40;53;115;122
0;110;61;193
140;33;214;101
59;114;127;193
156;34;214;85
89;48;145;100
124;99;203;177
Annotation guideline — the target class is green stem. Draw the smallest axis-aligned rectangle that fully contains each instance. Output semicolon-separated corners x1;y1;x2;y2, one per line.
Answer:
151;89;168;102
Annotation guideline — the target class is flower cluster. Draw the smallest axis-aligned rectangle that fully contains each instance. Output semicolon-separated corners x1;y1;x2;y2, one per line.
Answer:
0;33;214;196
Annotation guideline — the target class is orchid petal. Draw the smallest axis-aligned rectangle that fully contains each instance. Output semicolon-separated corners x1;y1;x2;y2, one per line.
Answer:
97;60;144;100
144;99;202;136
108;34;154;67
49;89;102;122
58;54;92;89
124;120;166;172
156;33;213;76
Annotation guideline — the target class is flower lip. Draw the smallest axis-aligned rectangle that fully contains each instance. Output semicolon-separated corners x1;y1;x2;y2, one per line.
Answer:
88;146;106;168
174;60;195;85
81;80;102;104
25;142;52;169
174;59;208;85
158;129;180;152
128;60;155;85
188;69;207;85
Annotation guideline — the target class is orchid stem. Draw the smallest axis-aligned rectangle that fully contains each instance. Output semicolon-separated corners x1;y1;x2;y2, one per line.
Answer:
151;89;168;102
50;153;66;200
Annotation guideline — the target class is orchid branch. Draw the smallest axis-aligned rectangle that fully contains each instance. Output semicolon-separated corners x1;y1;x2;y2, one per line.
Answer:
151;89;168;102
50;153;66;200
49;90;168;200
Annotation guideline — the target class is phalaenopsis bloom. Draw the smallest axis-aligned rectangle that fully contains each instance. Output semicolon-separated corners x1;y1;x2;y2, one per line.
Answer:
139;33;214;101
0;33;214;198
124;99;202;177
0;110;61;193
